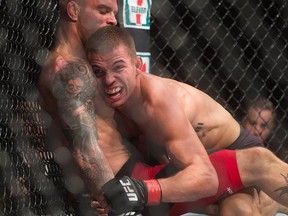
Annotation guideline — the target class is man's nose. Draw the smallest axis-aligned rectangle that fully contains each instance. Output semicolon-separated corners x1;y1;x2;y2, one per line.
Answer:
104;72;115;84
253;124;262;136
107;13;117;26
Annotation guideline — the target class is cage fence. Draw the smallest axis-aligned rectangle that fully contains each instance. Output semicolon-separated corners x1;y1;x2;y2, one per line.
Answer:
0;0;288;215
150;0;288;159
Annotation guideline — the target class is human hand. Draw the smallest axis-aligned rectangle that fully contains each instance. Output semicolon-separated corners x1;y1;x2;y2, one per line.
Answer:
91;196;111;216
101;176;161;214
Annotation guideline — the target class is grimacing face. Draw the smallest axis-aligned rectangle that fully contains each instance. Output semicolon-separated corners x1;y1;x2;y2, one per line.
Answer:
243;107;274;141
88;45;141;108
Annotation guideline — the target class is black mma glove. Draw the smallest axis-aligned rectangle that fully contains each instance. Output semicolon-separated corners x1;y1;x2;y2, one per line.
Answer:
102;176;162;214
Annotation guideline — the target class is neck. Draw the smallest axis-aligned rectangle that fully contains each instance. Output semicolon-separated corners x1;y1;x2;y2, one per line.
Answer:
118;76;144;119
53;22;86;59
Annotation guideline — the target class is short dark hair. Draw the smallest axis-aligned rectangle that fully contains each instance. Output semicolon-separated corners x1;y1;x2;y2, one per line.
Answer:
243;97;276;125
86;26;136;58
250;97;274;113
58;0;70;18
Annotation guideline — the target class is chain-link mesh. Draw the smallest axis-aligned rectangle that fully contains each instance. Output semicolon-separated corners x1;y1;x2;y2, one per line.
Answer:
151;0;288;161
0;0;76;215
1;0;288;215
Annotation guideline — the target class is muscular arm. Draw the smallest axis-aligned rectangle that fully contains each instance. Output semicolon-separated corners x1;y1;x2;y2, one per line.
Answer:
142;92;219;203
51;58;113;196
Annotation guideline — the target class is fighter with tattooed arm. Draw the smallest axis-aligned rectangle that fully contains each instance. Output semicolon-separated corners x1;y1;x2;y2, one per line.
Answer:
38;0;120;198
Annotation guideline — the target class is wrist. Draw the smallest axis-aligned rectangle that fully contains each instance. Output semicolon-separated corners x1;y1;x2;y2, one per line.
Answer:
143;179;162;205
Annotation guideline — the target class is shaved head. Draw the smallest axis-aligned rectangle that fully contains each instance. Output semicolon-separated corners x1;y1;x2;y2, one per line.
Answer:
58;0;83;18
58;0;70;17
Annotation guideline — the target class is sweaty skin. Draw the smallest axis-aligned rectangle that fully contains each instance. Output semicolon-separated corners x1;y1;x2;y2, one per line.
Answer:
88;44;240;203
86;27;288;210
88;47;240;151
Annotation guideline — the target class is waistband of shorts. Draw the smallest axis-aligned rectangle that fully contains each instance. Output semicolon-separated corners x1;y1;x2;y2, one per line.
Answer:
115;157;137;179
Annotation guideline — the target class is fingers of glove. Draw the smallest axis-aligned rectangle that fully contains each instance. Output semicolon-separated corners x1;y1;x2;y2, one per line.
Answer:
95;206;110;215
91;200;112;214
97;193;109;207
93;206;109;216
97;212;109;216
91;200;101;209
91;200;98;207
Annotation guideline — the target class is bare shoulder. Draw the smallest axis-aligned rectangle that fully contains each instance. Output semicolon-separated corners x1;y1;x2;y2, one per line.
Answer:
145;74;198;103
143;75;209;121
39;53;95;95
51;57;97;101
39;55;97;114
140;74;185;116
140;73;167;102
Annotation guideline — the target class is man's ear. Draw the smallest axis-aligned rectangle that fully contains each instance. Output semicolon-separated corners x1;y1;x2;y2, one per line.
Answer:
135;56;143;73
67;1;80;21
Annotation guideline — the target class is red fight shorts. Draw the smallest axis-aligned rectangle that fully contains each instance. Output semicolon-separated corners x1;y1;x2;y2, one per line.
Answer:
130;161;167;180
168;150;244;216
116;150;244;216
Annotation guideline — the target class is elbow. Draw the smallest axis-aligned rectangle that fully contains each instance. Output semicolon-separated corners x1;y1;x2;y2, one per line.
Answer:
184;163;219;199
202;167;219;197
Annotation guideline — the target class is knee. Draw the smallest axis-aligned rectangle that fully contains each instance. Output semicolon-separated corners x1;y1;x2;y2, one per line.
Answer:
219;201;255;216
219;194;260;216
219;189;261;216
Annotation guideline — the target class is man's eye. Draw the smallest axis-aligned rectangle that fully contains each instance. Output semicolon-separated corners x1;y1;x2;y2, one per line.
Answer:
98;7;110;14
248;119;256;126
93;69;105;77
114;65;125;71
99;10;109;14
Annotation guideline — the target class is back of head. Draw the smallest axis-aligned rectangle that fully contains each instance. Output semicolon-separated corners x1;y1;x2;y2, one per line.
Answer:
58;0;70;19
86;26;136;58
58;0;84;20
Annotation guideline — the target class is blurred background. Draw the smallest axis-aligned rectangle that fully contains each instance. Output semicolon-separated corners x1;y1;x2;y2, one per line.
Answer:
0;0;288;215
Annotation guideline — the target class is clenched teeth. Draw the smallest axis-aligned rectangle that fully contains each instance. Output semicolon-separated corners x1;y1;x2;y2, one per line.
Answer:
106;87;122;95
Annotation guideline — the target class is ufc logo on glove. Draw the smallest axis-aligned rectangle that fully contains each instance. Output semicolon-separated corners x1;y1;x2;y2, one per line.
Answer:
120;178;139;201
102;176;161;214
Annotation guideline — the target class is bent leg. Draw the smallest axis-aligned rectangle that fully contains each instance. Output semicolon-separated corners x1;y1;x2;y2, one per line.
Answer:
236;147;288;207
278;204;288;214
259;190;286;216
219;184;286;216
218;187;261;216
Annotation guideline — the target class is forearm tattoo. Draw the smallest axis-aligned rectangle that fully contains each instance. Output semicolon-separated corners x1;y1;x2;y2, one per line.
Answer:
52;58;113;188
73;149;111;191
274;173;288;197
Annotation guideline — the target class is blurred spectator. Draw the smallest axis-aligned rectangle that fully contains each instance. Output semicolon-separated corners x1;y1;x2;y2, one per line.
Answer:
242;97;288;216
242;97;288;161
242;97;275;143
